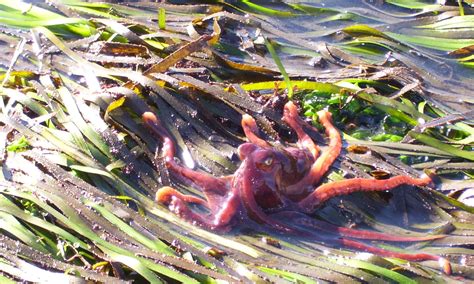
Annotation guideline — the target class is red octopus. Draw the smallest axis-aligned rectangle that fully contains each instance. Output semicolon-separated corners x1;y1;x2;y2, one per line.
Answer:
143;101;451;274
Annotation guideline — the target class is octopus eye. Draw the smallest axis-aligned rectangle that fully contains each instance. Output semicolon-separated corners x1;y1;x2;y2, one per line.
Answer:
263;157;273;166
254;151;276;171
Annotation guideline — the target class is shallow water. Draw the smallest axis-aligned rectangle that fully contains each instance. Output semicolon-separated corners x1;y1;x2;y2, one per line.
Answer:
53;0;470;113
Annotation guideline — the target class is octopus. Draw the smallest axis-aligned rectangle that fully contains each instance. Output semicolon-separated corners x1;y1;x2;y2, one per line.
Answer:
143;101;451;274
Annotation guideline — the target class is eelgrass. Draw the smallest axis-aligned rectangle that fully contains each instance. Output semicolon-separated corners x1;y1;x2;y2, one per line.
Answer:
0;0;473;282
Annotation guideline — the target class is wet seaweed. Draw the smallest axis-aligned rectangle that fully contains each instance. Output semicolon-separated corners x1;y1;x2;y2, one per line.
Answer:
0;0;473;282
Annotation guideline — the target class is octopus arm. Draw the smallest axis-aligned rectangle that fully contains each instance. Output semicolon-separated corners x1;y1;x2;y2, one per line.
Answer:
286;108;342;194
298;175;433;213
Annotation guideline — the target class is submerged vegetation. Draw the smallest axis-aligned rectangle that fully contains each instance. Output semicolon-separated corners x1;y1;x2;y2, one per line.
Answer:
0;0;473;282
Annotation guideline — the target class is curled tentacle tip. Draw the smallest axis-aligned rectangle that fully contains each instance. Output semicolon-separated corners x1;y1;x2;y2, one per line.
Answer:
142;111;158;123
242;113;252;120
423;168;437;178
316;109;331;118
420;169;437;187
283;101;298;114
241;114;255;125
155;186;174;204
439;258;452;275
